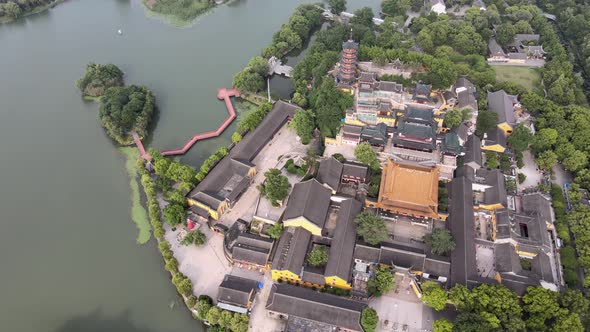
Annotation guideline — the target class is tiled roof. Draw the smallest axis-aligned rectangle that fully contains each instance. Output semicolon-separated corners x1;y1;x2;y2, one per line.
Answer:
325;199;362;281
283;179;332;229
266;284;366;331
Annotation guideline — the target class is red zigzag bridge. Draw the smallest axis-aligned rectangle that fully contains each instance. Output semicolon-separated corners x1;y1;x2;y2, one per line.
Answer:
132;88;240;160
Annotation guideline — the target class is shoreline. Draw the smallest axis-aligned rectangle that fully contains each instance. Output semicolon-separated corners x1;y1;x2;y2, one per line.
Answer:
0;0;66;24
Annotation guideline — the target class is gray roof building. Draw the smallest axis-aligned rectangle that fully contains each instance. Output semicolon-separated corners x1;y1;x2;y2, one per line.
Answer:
225;220;274;267
464;135;482;170
481;169;507;208
413;82;432;102
325;199;362;283
317;158;344;192
217;275;259;313
271;227;312;276
521;193;554;225
453;122;469;144
283;179;332;232
353;244;381;263
342;162;370;182
448;170;477;286
488;38;506;58
266;284;366;332
487;90;517;127
393;118;437;152
453;77;478;111
484;127;507;150
361;123;388;147
379;243;425;271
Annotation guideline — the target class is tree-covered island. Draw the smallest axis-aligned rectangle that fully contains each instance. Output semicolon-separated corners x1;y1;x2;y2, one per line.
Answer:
99;85;155;145
143;0;216;24
0;0;64;23
76;63;124;99
77;63;155;145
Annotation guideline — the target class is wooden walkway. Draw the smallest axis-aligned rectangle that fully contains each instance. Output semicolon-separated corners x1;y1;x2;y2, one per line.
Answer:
133;88;240;160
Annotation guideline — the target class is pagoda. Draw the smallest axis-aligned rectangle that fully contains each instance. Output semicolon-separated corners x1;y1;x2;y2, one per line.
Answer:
337;34;359;84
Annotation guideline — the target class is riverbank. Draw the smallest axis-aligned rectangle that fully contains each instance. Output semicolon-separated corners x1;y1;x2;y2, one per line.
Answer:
0;0;65;24
120;147;151;244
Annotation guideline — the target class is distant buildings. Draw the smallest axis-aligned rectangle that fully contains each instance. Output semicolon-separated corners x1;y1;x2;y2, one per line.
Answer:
487;34;545;64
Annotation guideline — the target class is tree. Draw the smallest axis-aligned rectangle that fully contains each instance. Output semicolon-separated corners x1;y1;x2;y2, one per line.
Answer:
475;111;498;138
218;310;233;329
563;149;588;171
518;173;526;184
522;286;560;331
291;109;315;144
246;56;269;77
205;306;222;325
4;2;21;19
367;265;395;297
355;142;380;172
422;281;448;311
181;230;206;246
230;313;250;332
433;318;453;332
424;228;456;255
443;109;463;129
232;69;265;93
154;157;171;176
164;203;186;227
532;128;558;153
307;245;329;267
360;307;379;332
176;277;193;297
76;63;124;97
507;124;532;153
185;295;197;308
355;211;388;245
196;296;213;320
326;0;346;14
485;151;499;169
496;23;516;46
231;132;242;144
267;223;283;239
536;150;558;171
310;79;353;137
454;312;494;332
559;289;589;322
98;85;156;145
350;7;374;27
259;169;291;206
427;58;458;89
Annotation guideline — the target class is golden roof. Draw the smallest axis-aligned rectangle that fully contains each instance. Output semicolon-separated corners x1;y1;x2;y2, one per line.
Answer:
377;160;439;219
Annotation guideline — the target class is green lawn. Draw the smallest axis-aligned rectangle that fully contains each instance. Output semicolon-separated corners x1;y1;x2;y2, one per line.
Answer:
494;66;542;93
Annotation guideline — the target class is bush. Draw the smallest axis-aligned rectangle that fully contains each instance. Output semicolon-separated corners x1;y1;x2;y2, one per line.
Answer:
360;307;379;332
517;173;526;184
331;153;346;162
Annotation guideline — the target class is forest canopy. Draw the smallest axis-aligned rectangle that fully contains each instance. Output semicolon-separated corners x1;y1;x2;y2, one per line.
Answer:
76;63;124;98
98;85;155;145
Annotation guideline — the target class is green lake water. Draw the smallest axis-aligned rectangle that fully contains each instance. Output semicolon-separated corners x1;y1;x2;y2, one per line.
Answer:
0;0;380;331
